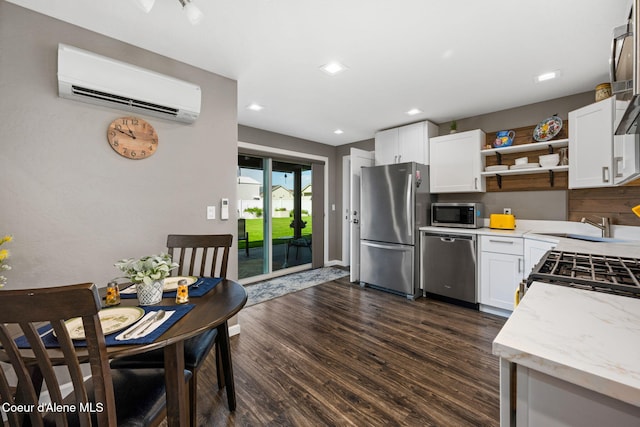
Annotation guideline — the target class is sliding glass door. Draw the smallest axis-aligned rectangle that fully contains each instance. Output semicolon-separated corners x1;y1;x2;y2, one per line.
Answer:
238;155;313;280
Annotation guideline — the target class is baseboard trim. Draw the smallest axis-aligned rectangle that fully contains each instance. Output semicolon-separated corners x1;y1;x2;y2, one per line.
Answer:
229;323;241;337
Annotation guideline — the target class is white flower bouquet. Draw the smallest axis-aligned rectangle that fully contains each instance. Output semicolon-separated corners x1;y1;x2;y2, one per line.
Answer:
114;253;178;285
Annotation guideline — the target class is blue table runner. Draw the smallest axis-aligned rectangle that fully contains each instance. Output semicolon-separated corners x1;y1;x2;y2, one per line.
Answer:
120;277;221;299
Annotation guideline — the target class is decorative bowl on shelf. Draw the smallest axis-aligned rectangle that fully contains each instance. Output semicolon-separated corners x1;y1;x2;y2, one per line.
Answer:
533;116;563;142
515;156;528;165
510;163;539;170
485;165;509;172
539;153;560;167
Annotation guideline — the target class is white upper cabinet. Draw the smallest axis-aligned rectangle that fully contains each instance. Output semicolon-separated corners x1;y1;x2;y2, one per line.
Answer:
429;129;486;193
613;100;640;185
374;121;438;165
569;97;640;188
374;128;399;165
569;98;615;188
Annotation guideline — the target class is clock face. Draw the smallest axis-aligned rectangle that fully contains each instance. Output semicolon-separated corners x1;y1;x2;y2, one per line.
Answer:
107;117;158;160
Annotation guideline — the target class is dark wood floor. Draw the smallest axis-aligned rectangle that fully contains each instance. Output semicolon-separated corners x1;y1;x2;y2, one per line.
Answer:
176;275;506;426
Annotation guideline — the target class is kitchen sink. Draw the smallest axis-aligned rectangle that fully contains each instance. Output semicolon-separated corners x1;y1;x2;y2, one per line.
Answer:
538;233;629;243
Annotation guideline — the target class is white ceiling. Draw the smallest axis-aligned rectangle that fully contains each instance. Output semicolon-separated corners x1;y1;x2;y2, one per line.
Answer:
7;0;633;146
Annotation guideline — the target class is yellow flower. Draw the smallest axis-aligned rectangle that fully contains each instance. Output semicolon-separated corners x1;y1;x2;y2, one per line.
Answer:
1;235;11;244
0;249;8;261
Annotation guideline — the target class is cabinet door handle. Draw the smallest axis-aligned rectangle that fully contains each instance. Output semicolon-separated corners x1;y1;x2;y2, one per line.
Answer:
474;177;478;190
614;156;623;178
406;174;412;237
602;166;610;183
518;258;523;273
489;239;514;244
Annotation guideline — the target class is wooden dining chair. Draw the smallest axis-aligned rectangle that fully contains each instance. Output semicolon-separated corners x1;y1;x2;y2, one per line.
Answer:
111;234;233;427
0;282;190;427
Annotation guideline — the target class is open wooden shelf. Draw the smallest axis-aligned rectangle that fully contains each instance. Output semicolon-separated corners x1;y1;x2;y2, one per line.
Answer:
481;139;568;157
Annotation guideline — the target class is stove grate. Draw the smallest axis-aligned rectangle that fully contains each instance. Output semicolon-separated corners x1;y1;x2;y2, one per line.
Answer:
528;250;640;297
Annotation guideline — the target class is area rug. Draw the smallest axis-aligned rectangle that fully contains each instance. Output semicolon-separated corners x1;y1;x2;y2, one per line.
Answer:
245;267;349;307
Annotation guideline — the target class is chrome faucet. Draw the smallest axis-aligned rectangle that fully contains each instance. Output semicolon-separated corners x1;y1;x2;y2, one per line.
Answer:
580;216;611;238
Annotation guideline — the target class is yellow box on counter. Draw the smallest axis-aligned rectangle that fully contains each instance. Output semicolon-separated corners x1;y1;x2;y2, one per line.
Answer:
489;214;516;230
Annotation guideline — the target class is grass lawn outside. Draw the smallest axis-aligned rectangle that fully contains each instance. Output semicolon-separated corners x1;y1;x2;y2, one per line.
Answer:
241;216;312;248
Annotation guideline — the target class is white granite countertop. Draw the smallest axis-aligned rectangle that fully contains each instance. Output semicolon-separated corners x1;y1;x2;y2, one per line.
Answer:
493;282;640;407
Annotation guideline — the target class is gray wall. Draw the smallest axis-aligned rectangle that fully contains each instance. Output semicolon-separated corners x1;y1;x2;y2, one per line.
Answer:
438;91;595;135
1;3;238;288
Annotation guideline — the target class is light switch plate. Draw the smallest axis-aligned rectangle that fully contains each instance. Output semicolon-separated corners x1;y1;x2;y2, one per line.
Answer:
207;206;216;220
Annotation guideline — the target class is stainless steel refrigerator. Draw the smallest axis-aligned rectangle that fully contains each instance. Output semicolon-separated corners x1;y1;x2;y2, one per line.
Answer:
359;162;433;299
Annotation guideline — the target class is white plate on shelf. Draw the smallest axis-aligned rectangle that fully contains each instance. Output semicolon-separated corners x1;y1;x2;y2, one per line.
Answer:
64;307;145;340
163;276;197;291
485;165;509;172
510;163;540;170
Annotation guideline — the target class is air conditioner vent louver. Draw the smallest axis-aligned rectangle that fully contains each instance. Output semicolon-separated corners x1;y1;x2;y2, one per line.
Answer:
57;44;200;123
71;85;179;117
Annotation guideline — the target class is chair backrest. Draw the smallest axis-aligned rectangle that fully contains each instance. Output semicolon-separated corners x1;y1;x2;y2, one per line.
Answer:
167;234;233;279
0;283;117;427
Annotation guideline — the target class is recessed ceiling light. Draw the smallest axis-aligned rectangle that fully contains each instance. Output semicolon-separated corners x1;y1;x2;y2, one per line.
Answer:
320;62;347;75
135;0;155;13
247;103;264;111
334;129;344;135
406;108;422;116
536;70;561;83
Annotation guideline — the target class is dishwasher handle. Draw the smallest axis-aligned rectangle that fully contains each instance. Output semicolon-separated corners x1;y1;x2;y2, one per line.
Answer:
423;232;475;242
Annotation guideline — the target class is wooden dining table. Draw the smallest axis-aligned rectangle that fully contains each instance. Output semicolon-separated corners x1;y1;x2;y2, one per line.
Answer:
104;278;247;426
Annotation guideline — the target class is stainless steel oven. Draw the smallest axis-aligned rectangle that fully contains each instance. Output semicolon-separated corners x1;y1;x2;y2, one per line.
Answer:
431;202;483;229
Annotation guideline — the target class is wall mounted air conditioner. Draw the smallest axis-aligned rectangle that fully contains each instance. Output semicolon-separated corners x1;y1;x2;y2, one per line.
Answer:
57;44;201;123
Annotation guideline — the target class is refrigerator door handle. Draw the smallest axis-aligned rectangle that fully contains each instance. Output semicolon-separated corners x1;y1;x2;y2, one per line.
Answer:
361;241;408;251
406;173;412;237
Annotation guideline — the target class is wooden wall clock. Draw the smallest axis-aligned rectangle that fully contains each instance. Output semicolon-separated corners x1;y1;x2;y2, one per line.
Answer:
107;116;158;159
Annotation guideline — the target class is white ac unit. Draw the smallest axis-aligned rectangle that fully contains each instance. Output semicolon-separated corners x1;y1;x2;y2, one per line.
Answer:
57;44;201;123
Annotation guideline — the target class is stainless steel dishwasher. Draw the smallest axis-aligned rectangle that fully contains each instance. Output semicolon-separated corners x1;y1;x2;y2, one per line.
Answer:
421;231;477;306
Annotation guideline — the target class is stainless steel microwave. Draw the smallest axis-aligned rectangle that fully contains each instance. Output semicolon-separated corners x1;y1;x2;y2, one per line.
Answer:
611;11;634;100
431;203;483;228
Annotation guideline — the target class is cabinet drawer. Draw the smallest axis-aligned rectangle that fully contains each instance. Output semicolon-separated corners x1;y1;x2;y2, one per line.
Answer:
480;235;523;255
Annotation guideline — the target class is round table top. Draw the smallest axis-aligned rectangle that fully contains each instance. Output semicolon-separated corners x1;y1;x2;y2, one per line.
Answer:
107;278;247;358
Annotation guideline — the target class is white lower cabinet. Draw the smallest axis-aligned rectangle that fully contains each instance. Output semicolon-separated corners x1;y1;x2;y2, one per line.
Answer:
479;235;523;316
512;363;640;427
523;238;556;276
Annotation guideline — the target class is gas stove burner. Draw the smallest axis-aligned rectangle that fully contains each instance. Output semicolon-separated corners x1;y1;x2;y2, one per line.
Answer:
527;250;640;298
